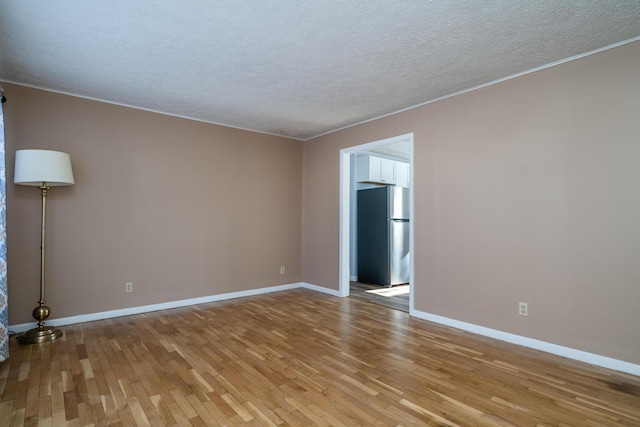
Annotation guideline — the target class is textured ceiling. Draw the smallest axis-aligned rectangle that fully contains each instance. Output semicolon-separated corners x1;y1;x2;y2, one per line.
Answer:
1;1;639;141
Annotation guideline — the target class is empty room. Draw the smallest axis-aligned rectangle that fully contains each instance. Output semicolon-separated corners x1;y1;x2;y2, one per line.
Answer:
1;2;639;426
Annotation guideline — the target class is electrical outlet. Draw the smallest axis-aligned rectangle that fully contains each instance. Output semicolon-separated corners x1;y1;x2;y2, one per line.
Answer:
280;266;285;275
125;282;133;293
518;302;528;316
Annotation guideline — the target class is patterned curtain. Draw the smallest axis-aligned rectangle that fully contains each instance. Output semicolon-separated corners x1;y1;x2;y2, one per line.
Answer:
0;92;8;362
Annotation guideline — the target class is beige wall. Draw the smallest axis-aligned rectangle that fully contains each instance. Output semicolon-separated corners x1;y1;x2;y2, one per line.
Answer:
3;83;303;324
302;41;640;365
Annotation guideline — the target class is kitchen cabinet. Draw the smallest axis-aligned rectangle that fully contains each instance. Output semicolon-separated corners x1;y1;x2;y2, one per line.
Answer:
394;161;410;188
356;155;410;187
356;155;395;185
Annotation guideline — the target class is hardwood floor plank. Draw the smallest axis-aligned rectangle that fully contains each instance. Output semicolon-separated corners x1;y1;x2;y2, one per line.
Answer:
185;394;222;427
1;289;639;426
220;392;254;422
149;394;178;426
9;407;25;427
243;400;281;427
208;392;237;421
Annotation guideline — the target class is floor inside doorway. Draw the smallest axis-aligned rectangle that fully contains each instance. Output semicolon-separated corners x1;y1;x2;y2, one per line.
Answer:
349;281;409;312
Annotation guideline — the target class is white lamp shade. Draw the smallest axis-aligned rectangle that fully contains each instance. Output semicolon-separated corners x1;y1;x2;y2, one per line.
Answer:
14;149;75;186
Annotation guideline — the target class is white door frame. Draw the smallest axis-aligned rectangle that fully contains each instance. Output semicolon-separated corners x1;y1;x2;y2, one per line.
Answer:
338;133;414;311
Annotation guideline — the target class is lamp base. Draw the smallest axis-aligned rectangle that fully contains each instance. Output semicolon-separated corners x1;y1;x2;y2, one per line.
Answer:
18;325;63;345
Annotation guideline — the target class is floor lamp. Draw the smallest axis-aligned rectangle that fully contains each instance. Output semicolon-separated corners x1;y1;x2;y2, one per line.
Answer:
14;149;75;345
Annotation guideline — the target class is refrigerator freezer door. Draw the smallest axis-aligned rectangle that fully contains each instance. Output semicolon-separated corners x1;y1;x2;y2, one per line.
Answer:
389;186;410;220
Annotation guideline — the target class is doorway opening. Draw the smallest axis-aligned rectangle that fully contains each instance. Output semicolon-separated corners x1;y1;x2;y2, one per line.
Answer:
339;133;414;312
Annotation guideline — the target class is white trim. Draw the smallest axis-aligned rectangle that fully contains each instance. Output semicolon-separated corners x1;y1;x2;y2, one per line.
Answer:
410;308;640;376
301;282;342;297
0;79;304;142
338;149;352;298
309;36;640;140
339;133;415;306
10;282;343;333
9;283;302;333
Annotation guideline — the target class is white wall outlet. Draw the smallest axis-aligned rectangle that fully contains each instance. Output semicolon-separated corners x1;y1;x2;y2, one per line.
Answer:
280;266;285;275
125;282;133;293
518;302;528;316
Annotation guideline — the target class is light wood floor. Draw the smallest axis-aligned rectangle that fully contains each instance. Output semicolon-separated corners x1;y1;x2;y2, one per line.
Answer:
1;289;639;426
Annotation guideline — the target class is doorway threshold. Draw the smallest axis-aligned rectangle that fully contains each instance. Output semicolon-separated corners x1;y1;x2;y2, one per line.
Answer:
349;281;409;312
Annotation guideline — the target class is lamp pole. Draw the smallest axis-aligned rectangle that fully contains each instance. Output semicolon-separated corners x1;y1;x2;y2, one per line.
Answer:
18;183;62;344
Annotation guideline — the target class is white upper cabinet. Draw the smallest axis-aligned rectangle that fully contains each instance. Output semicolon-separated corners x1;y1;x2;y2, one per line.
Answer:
394;161;410;188
356;155;410;187
379;157;395;184
356;155;395;185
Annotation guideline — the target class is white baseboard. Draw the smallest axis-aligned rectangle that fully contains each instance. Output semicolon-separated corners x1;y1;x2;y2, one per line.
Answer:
9;282;303;333
410;308;640;376
301;282;342;297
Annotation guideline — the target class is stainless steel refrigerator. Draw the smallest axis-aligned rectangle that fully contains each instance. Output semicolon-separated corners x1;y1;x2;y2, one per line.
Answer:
357;186;410;286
